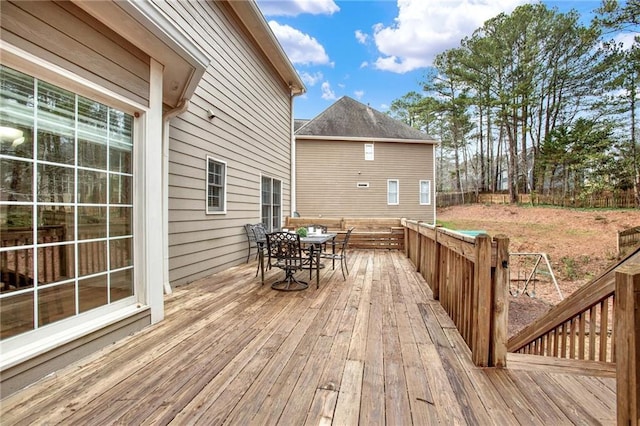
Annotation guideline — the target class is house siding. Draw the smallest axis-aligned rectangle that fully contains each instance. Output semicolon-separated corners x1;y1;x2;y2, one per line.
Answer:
156;1;293;286
296;139;435;222
0;1;150;106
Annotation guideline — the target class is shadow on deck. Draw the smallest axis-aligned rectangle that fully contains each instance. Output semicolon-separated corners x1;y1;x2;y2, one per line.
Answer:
0;250;616;424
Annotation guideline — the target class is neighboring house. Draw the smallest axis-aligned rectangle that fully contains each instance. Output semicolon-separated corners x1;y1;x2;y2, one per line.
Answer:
0;0;303;397
295;96;437;222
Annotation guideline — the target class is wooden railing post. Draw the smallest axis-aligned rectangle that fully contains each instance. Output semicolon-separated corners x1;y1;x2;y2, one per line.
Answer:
472;234;492;367
432;225;441;300
491;235;509;368
415;222;422;273
615;264;640;425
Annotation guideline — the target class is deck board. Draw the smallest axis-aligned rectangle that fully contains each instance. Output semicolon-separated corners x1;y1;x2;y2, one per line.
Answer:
0;250;616;425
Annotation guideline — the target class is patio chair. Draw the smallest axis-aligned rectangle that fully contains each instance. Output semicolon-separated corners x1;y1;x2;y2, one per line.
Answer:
321;227;354;280
251;223;268;280
266;231;308;291
244;223;265;263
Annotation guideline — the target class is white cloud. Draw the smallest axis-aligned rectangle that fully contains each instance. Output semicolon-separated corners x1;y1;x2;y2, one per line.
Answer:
380;103;389;111
615;32;639;50
360;61;369;69
258;0;339;17
354;90;365;99
321;81;336;100
268;21;331;66
300;71;324;86
355;30;369;44
372;0;526;73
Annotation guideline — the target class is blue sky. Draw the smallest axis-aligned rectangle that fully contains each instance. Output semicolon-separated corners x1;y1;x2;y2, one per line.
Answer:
255;0;619;120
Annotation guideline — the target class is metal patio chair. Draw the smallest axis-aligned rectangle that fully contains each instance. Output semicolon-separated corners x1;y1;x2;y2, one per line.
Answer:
266;231;308;291
321;227;354;280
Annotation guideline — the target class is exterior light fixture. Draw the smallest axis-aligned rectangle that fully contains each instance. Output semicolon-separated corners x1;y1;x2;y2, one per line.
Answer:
0;126;24;146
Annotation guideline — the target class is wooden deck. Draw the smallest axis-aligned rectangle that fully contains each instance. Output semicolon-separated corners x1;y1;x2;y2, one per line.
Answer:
1;250;616;425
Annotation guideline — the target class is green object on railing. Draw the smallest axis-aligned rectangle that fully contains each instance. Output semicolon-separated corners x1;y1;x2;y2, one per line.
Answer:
459;230;486;237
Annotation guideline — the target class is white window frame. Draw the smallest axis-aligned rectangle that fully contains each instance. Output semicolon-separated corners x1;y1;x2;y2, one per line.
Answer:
387;179;399;205
0;44;150;361
261;175;282;232
364;143;374;161
420;180;431;205
206;156;227;215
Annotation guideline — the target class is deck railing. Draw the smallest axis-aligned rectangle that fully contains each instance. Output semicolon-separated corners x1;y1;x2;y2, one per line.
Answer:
402;219;510;367
284;217;404;250
508;247;640;424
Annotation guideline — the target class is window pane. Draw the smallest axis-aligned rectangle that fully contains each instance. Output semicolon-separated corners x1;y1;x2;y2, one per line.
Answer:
110;174;131;204
388;180;398;204
109;111;133;173
1;248;34;293
78;169;107;204
78;97;108;170
37;164;74;203
1;205;33;240
1;66;35;159
79;274;108;313
420;180;431;204
0;66;136;341
37;81;75;165
78;206;107;240
38;282;76;326
110;238;133;269
206;159;225;212
110;207;132;237
111;268;133;301
38;243;74;284
1;158;32;202
78;240;107;277
38;206;73;241
0;292;34;339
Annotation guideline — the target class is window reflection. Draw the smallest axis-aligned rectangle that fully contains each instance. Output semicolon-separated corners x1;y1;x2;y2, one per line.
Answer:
0;65;135;340
78;206;107;239
79;274;108;313
38;282;76;326
0;292;34;339
78;240;107;277
0;158;32;202
37;164;74;203
110;238;133;269
1;248;34;293
1;66;35;159
78;98;108;170
78;169;107;204
110;207;132;236
38;206;73;242
37;244;74;285
110;174;131;204
1;205;33;241
111;269;133;301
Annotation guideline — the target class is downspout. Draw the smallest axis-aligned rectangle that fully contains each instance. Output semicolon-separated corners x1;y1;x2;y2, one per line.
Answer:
290;89;296;217
290;85;304;217
162;99;189;295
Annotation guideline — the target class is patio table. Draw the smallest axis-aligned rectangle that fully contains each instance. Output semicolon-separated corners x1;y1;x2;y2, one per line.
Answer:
300;232;336;289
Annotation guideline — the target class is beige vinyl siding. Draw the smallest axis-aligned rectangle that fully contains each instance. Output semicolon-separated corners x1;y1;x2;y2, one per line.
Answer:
0;1;150;106
296;139;435;222
157;1;293;286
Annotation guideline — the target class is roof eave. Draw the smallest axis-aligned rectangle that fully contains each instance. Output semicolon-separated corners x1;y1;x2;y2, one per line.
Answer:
227;1;305;95
295;135;438;144
72;0;209;108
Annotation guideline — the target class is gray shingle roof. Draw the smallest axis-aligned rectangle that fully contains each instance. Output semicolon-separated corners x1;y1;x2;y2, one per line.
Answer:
295;96;435;142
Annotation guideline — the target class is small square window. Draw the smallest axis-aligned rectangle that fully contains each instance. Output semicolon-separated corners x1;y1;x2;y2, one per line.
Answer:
206;156;227;214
